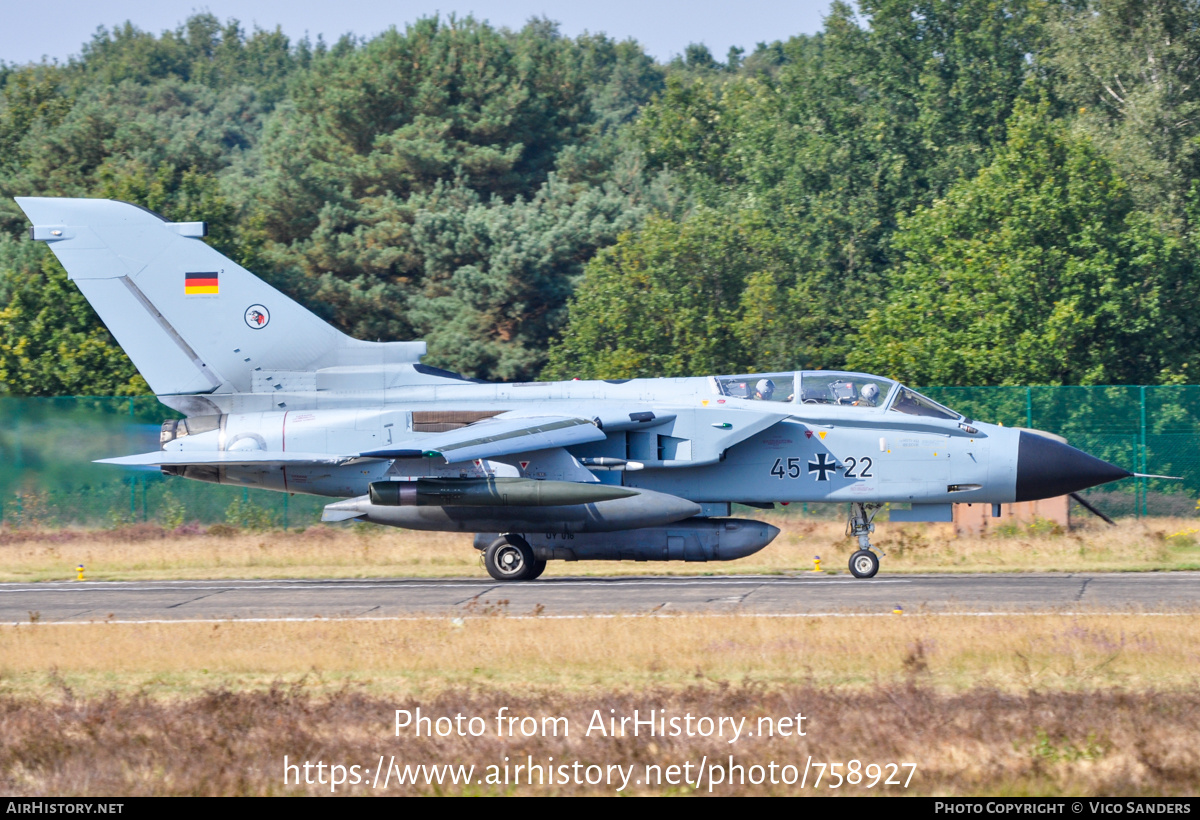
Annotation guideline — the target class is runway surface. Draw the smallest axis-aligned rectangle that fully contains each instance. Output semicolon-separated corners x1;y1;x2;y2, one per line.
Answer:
1;572;1198;622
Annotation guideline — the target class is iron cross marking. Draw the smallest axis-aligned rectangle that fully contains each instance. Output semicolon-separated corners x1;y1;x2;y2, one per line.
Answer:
808;453;838;481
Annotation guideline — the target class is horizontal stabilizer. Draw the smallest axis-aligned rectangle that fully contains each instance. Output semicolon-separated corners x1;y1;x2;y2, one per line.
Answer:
97;451;382;467
101;415;605;470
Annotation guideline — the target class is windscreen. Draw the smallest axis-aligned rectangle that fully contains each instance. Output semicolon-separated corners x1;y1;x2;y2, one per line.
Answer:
889;387;960;420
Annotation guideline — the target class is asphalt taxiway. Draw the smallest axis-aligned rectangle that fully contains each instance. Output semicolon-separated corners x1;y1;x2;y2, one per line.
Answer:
1;572;1197;622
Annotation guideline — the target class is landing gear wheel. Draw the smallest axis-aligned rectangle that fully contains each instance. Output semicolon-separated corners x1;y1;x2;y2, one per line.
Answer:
849;549;879;579
484;536;540;581
845;502;884;579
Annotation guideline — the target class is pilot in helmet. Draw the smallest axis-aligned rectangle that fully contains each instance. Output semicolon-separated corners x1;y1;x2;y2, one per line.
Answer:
857;383;880;407
754;378;776;400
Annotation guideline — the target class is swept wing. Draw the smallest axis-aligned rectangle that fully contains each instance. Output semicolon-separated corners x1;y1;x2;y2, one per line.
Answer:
361;414;606;463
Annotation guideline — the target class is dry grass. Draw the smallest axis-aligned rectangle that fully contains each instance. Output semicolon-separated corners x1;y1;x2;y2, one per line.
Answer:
870;515;1200;574
2;684;1198;795
5;514;1197;796
0;523;483;582
3;611;1199;795
0;613;1197;699
0;515;1198;582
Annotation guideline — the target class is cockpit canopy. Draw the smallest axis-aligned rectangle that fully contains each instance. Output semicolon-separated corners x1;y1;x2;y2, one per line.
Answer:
711;371;961;420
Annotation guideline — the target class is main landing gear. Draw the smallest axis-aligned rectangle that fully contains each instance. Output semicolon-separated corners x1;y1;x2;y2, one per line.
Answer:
483;534;547;581
847;502;884;579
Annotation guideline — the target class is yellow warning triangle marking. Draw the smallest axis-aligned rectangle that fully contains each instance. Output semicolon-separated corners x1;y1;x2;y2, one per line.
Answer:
818;431;827;440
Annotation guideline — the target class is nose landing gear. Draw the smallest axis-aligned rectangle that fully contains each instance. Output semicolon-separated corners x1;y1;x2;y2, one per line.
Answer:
847;502;883;579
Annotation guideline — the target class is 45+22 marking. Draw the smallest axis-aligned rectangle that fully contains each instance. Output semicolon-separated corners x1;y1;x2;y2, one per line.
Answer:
770;456;873;481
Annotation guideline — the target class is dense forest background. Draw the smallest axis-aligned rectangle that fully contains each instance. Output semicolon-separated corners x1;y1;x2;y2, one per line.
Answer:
2;0;1200;396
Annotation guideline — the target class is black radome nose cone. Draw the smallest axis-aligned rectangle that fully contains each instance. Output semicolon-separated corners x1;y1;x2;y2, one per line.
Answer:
1015;431;1132;502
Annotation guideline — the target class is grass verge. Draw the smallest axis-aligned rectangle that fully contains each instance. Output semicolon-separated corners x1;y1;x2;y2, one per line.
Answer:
1;515;1200;582
2;684;1197;795
3;612;1199;795
1;612;1197;698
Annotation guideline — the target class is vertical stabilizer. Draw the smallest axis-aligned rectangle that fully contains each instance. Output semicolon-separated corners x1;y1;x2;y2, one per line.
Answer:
16;197;425;396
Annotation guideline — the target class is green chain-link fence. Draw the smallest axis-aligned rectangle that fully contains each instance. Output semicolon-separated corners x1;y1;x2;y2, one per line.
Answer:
0;389;1195;528
922;386;1200;518
0;397;327;529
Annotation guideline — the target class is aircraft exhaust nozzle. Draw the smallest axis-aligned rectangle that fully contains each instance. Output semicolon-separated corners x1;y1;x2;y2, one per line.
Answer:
368;478;638;507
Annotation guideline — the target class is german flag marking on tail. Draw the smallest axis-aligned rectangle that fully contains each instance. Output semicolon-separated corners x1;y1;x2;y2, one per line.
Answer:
185;271;218;295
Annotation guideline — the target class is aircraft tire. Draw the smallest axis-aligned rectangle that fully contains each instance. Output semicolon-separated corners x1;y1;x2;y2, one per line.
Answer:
849;549;879;579
528;559;548;580
485;535;539;581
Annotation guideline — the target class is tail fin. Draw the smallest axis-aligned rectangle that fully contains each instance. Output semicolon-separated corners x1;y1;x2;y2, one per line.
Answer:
15;197;425;396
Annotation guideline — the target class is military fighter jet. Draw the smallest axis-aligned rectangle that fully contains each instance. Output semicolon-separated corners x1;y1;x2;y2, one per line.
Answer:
17;198;1134;580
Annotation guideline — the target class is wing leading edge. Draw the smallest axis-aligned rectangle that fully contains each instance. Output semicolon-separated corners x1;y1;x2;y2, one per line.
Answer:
361;415;606;463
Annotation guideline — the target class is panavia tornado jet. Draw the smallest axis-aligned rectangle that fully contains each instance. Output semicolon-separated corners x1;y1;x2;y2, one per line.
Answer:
16;198;1135;580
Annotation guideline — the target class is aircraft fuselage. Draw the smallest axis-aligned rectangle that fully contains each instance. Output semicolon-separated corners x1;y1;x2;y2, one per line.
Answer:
162;375;1020;507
